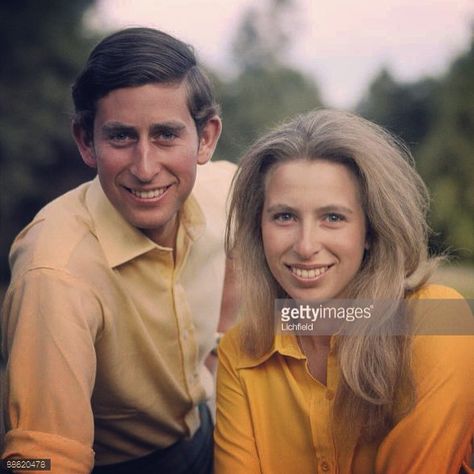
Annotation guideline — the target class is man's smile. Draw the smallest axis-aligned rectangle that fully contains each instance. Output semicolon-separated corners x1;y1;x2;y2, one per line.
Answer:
126;184;173;200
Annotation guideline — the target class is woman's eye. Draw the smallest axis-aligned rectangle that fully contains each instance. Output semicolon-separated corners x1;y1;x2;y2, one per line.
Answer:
324;213;345;223
273;212;295;223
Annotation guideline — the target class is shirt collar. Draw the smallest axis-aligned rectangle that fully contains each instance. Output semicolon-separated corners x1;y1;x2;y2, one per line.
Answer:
85;177;206;268
235;334;305;369
235;333;337;369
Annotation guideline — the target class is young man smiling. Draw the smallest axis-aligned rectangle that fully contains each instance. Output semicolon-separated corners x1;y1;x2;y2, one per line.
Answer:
1;28;236;473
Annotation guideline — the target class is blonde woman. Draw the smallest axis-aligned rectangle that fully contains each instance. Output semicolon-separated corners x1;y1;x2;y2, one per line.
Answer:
214;109;473;473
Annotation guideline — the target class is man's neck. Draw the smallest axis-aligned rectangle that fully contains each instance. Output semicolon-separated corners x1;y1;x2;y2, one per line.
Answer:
142;214;179;250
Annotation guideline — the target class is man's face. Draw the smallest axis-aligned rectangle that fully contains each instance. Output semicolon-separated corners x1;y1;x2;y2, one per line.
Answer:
74;82;221;247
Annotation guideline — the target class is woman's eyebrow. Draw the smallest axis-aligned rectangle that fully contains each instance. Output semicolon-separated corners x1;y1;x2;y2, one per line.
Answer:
265;204;354;214
317;205;354;214
264;204;297;214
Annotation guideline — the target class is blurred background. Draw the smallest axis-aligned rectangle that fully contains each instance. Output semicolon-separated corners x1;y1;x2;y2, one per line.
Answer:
0;0;473;299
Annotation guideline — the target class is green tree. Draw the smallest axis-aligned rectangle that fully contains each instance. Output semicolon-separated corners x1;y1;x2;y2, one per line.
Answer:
231;0;295;72
215;0;322;162
357;68;438;150
0;1;97;283
416;32;474;258
356;32;474;260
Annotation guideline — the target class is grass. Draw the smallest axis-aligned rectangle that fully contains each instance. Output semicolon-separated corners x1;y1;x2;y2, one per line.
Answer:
430;262;474;299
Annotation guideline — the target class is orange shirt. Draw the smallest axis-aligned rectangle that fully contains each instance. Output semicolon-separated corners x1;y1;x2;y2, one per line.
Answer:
215;285;474;473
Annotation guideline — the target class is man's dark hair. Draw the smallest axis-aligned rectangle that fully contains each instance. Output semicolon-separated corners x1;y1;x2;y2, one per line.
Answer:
72;27;219;140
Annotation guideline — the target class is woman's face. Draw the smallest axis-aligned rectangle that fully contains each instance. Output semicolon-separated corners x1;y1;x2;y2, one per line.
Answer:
261;159;367;300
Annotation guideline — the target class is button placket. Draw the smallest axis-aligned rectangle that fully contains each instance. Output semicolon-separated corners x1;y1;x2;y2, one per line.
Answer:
174;283;200;397
325;389;335;401
308;371;337;474
320;460;330;471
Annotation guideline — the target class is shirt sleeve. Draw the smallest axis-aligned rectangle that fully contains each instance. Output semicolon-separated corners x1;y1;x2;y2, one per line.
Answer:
214;332;262;474
375;331;474;474
1;268;103;473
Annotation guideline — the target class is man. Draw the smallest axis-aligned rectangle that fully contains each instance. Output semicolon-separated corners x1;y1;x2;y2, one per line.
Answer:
1;27;236;473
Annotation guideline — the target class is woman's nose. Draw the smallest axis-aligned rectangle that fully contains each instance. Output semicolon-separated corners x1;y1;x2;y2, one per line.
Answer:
293;222;323;259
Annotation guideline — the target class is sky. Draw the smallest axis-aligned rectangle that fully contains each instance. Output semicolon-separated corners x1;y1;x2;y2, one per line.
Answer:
88;0;474;109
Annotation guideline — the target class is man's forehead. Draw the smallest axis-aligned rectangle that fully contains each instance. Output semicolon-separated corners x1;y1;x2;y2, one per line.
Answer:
93;82;194;127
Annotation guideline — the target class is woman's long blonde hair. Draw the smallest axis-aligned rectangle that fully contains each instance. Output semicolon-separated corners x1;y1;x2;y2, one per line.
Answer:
226;109;439;438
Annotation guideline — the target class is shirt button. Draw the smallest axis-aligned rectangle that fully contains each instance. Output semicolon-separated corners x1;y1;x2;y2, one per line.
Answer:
321;461;330;471
326;390;335;400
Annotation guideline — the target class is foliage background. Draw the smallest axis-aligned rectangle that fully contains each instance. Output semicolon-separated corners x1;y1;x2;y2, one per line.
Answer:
1;0;473;296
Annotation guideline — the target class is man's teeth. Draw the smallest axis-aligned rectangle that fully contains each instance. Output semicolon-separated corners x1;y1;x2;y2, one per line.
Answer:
130;187;168;199
291;266;329;279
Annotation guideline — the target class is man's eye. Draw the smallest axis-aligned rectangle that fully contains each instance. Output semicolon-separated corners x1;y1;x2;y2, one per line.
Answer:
158;130;177;141
109;132;132;143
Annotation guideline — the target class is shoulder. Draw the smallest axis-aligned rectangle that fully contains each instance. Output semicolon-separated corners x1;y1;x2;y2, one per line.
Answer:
409;285;473;385
197;159;237;182
194;160;237;201
219;326;278;371
219;326;255;369
409;283;472;334
410;283;465;300
219;326;243;360
9;181;98;283
191;160;237;232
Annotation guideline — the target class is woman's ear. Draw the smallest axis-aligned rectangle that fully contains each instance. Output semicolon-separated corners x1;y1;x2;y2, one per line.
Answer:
364;225;372;251
196;116;222;165
72;122;97;169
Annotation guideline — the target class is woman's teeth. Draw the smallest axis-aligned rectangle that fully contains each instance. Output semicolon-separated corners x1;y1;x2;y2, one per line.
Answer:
290;266;329;279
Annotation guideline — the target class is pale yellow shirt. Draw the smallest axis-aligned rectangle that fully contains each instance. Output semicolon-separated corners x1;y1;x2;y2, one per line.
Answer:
215;285;474;473
1;160;235;473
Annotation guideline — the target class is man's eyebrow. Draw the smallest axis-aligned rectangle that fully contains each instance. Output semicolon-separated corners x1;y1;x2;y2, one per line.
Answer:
101;122;136;134
149;122;186;134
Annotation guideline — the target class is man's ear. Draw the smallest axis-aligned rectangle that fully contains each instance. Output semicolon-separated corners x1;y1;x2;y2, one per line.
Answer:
197;116;222;165
72;122;97;169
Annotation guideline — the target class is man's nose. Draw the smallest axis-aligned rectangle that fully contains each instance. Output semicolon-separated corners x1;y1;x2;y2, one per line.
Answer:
129;140;161;182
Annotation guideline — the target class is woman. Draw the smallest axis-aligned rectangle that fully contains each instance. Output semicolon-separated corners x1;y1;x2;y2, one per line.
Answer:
214;109;473;473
